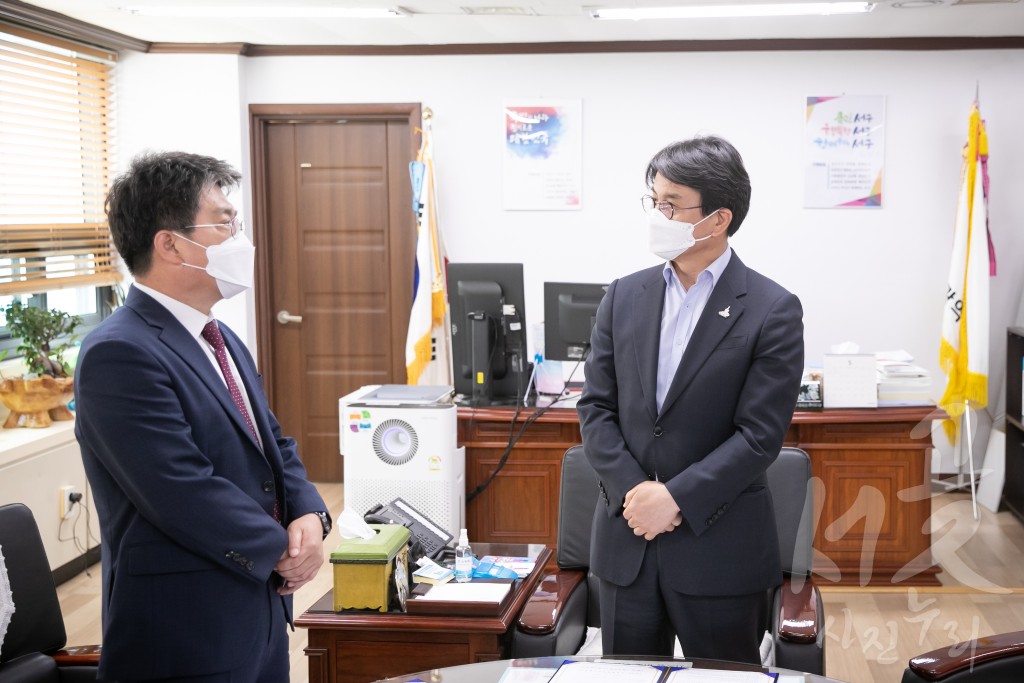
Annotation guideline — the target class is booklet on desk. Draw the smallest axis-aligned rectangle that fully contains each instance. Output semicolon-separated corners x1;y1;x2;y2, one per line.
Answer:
411;562;454;585
479;555;536;578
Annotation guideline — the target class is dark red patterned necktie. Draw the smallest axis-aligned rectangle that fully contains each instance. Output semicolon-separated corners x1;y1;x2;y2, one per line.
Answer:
202;320;281;523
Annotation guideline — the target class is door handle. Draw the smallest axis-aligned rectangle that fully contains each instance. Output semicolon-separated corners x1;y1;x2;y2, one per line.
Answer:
277;310;303;325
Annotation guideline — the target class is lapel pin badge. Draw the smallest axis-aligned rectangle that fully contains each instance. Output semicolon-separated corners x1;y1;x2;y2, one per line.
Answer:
718;306;731;318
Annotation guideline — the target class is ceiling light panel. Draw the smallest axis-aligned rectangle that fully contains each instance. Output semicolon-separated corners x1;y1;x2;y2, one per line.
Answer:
591;2;876;20
120;6;406;18
459;6;538;15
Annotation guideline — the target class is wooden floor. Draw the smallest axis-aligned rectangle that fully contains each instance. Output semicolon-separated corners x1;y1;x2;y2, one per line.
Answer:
55;486;1024;683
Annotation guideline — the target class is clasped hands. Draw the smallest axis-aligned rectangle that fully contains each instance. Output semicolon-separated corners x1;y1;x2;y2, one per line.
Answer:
623;481;683;541
275;512;325;595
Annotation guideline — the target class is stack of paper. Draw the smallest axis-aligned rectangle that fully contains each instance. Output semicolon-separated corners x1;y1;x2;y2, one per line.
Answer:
876;351;932;407
414;581;511;603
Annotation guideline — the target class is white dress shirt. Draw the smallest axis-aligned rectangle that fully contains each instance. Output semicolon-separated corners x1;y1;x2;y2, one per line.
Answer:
132;283;263;450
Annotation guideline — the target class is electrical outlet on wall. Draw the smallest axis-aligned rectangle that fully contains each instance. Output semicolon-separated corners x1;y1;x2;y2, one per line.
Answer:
60;485;78;519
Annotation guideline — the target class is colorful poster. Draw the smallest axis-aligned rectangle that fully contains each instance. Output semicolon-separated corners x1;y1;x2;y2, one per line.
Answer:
804;95;885;208
502;100;582;210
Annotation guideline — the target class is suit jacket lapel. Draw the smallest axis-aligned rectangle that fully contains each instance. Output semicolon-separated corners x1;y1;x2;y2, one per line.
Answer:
126;290;264;452
658;255;748;418
634;267;666;422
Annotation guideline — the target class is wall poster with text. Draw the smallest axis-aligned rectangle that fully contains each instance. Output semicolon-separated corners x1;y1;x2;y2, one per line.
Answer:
502;99;582;210
804;95;885;208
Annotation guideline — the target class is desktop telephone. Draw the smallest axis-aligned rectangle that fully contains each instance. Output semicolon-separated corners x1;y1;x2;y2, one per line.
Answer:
363;497;454;561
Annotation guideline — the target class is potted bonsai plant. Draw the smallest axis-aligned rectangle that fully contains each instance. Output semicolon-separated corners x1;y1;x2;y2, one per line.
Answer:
0;301;81;428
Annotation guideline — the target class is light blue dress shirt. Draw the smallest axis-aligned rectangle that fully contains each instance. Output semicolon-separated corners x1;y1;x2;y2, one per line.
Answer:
656;247;733;413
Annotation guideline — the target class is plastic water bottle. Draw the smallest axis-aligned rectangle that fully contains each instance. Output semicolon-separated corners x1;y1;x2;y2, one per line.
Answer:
454;528;473;583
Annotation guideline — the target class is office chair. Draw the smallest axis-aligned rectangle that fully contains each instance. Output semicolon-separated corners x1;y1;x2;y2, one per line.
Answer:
511;445;825;675
901;631;1024;682
0;503;99;682
766;446;826;674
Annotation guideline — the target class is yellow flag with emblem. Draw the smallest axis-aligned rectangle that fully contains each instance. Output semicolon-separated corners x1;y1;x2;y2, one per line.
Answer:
939;102;993;443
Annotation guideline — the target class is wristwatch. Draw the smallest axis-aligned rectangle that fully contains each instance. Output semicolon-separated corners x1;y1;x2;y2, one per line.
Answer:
314;511;332;540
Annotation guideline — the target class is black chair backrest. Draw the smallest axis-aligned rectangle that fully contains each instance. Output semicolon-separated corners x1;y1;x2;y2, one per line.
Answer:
0;503;68;664
556;445;600;570
556;445;814;575
765;447;814;576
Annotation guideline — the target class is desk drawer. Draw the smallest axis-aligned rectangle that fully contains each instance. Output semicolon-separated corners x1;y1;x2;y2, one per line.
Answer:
459;418;580;446
798;421;927;445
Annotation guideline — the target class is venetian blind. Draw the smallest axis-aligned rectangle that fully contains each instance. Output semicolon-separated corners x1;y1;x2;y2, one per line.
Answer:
0;23;121;295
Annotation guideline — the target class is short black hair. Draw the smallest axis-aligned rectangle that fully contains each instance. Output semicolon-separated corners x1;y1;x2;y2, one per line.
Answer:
106;151;242;275
645;135;751;236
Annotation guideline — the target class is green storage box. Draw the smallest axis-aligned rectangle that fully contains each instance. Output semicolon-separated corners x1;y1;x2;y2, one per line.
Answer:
330;524;410;612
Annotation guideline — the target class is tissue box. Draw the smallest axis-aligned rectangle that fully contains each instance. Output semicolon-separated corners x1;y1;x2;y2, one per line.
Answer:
330;524;411;613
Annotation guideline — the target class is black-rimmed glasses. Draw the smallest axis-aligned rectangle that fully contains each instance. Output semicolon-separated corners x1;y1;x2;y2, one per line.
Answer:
641;195;702;220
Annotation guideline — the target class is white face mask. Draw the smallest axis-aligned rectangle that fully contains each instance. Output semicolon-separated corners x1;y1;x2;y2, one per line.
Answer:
176;232;256;299
647;208;720;261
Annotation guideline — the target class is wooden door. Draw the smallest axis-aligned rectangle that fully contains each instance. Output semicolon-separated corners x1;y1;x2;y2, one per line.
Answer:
251;104;419;482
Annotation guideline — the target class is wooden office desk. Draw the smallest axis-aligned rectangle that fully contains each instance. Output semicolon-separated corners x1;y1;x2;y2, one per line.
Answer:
296;543;551;683
459;404;942;586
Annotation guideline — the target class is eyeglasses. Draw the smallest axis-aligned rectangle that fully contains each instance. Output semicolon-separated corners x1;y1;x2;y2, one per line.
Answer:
182;216;245;238
641;195;702;221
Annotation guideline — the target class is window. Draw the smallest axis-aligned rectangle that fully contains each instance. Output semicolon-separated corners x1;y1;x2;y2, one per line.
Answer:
0;23;120;354
0;288;118;355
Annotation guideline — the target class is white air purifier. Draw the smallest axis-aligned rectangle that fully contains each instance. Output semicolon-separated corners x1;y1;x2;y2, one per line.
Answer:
341;400;464;539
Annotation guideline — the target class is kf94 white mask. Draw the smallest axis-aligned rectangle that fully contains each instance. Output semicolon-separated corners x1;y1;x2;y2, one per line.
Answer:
176;232;256;299
647;208;720;261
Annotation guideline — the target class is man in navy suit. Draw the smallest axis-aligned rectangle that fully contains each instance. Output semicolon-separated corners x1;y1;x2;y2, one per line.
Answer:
75;151;331;682
577;136;804;664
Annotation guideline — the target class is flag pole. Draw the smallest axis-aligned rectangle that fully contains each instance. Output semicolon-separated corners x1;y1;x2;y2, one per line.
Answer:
965;88;981;521
962;399;979;521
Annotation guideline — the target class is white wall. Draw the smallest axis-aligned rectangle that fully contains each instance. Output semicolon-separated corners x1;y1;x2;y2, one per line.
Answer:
115;48;1024;458
116;52;254;346
0;421;100;572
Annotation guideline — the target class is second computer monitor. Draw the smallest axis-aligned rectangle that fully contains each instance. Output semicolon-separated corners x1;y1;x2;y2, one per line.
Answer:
448;263;528;405
543;282;608;362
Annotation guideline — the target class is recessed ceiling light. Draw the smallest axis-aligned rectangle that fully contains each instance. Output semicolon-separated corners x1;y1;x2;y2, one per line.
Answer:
460;6;537;15
120;6;405;18
891;1;946;8
591;2;875;20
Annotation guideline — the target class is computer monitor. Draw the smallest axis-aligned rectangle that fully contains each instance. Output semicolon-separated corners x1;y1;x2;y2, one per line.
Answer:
448;263;528;406
543;282;608;362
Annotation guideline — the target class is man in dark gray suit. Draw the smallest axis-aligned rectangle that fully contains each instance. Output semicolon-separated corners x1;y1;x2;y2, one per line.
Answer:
577;135;804;664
